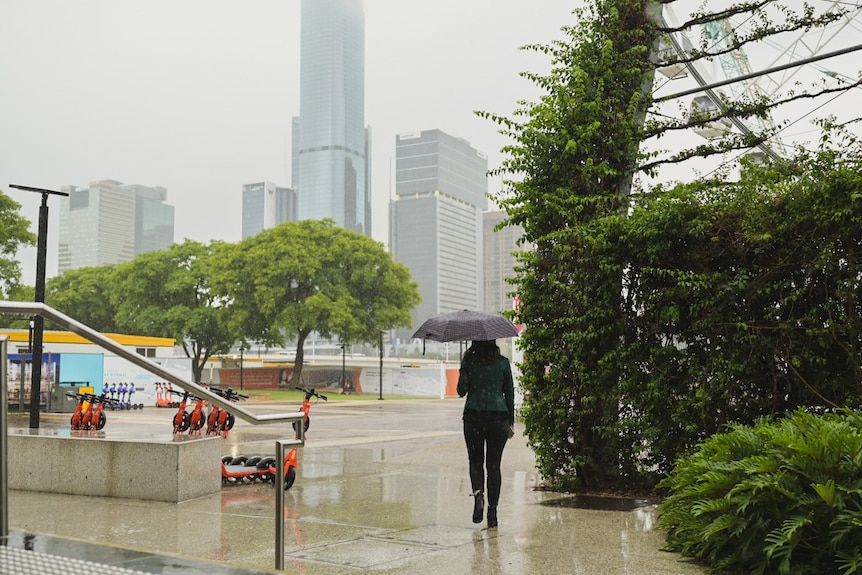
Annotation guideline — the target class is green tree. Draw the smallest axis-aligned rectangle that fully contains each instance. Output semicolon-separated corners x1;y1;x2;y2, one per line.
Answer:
111;240;235;383
484;0;860;491
45;265;121;333
0;190;37;300
485;0;657;492
0;284;35;329
217;220;418;386
324;229;420;344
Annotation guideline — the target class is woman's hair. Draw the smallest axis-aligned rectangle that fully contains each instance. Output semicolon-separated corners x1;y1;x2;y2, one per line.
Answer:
466;339;501;366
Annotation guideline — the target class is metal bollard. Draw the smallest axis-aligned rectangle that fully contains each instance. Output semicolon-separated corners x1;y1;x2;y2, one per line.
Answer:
1;336;9;542
275;418;304;570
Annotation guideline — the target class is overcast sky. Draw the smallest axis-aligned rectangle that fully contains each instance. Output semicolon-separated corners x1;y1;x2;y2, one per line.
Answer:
3;1;859;286
1;0;581;285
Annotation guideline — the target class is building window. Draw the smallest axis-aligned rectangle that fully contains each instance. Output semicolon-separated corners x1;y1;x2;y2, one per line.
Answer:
136;347;156;357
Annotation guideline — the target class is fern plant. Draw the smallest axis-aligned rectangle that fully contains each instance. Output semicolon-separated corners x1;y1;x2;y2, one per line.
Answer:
658;409;862;574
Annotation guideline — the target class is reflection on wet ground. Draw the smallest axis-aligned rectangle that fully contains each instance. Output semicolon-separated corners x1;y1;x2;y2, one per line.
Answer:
5;401;708;574
542;494;661;512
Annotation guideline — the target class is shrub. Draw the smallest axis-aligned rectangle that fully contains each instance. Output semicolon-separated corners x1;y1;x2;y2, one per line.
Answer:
658;409;862;574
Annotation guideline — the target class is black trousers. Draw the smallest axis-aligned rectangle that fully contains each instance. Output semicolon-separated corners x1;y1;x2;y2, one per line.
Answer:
463;410;510;506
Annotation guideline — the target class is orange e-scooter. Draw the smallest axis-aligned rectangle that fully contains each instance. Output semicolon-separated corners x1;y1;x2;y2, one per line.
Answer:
206;387;247;438
220;450;299;489
293;386;327;437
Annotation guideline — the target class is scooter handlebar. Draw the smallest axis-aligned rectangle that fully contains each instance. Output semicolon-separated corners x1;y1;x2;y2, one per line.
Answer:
295;386;328;401
211;387;248;402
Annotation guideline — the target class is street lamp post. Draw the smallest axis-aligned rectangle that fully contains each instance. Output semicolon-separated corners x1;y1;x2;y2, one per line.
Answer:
340;343;346;394
239;346;245;391
10;184;69;429
379;331;384;401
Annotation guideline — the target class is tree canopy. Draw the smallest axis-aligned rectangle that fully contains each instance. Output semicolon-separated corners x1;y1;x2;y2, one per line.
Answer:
110;240;235;383
0;190;36;300
215;219;419;386
45;265;120;333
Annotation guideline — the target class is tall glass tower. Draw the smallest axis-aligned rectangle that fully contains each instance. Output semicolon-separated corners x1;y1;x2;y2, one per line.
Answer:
293;0;370;236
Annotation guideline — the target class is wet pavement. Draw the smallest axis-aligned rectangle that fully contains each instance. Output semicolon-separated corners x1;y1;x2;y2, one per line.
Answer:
3;399;708;574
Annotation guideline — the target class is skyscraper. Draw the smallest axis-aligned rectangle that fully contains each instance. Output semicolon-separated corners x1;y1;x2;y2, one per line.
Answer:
58;180;175;273
292;0;371;236
126;184;175;256
241;181;297;239
390;130;488;340
483;210;525;315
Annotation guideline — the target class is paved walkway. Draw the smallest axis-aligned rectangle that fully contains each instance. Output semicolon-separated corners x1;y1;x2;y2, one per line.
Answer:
4;399;707;574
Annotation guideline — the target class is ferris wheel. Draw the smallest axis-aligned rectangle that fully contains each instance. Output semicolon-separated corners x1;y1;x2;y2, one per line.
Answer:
649;1;862;170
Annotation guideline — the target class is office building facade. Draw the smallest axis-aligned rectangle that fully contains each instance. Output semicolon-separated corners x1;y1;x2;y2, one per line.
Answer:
58;180;174;273
292;0;371;236
390;130;488;340
125;184;175;256
241;181;297;239
483;210;525;315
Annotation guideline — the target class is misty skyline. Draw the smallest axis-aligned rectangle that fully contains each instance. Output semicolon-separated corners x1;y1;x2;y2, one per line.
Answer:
2;0;578;286
3;1;859;287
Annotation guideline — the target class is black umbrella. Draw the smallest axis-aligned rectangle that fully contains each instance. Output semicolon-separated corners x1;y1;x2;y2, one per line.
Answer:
412;309;519;343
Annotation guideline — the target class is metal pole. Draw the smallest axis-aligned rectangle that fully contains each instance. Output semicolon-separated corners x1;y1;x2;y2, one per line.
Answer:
28;194;49;428
9;185;69;429
1;336;9;541
341;344;346;394
275;422;303;570
239;346;244;391
379;331;384;400
275;440;286;569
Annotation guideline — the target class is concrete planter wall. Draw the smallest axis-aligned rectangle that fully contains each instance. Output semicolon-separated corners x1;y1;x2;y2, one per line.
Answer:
7;432;222;502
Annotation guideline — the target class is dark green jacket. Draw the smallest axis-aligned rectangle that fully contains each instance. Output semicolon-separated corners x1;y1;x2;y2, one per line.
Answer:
457;355;515;426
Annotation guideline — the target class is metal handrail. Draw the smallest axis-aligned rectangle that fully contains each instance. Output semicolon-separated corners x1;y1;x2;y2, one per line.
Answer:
0;301;304;569
0;301;300;423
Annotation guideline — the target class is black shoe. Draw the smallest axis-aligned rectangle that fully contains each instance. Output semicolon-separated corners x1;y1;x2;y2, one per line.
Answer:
472;492;484;524
487;506;498;528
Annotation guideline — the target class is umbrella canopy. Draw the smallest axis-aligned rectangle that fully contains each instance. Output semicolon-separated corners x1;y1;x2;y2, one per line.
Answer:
411;309;519;343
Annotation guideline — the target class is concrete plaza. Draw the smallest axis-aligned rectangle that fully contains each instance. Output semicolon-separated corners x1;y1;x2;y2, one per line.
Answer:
4;399;708;574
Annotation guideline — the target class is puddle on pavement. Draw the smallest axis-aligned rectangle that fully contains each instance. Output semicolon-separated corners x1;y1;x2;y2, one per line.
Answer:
541;494;659;511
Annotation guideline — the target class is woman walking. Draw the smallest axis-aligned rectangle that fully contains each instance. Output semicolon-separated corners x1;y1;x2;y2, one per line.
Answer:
457;339;515;528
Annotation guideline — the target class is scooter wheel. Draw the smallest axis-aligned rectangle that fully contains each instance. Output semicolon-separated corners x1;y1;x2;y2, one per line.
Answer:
256;457;276;470
225;413;236;430
245;456;262;467
230;456;248;466
284;467;296;490
95;411;107;431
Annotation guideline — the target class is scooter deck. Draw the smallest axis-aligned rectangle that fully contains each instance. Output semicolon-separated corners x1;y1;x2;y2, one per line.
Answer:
221;463;272;478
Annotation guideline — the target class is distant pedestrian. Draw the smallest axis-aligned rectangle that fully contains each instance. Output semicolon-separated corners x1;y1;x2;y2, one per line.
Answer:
457;339;515;528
